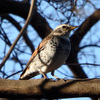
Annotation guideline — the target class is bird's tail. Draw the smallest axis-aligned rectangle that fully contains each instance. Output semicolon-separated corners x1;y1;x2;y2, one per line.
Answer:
19;72;39;80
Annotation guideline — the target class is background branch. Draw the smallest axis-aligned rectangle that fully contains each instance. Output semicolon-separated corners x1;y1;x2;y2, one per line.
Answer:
67;9;100;78
0;0;35;69
1;14;35;53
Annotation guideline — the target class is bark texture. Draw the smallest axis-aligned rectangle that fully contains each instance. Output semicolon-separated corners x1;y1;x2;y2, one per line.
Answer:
0;78;100;99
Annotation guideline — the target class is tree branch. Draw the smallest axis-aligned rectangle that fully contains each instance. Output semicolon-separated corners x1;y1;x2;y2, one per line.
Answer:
67;9;100;78
1;14;35;53
0;78;100;98
0;0;35;69
0;0;52;38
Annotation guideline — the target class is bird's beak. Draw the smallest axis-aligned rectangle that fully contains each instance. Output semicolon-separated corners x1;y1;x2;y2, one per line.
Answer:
70;26;78;30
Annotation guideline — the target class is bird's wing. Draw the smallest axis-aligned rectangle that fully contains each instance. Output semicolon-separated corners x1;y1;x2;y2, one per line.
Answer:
20;34;52;77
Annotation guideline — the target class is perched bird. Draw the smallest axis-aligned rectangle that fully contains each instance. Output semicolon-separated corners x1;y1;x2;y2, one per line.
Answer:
19;24;78;80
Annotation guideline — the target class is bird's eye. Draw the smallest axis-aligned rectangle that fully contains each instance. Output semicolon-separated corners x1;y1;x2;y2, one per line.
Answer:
62;26;66;29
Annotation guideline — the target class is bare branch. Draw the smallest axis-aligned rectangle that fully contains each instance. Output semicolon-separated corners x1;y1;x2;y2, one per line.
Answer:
67;9;100;78
0;0;35;69
79;44;100;50
67;63;100;66
1;14;35;53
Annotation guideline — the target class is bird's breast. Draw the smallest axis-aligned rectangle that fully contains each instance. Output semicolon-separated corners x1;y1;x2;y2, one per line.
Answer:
39;36;71;72
28;36;71;74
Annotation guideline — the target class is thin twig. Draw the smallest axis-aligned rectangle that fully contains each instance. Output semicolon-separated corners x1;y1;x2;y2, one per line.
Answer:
5;70;22;79
67;63;100;66
0;0;35;69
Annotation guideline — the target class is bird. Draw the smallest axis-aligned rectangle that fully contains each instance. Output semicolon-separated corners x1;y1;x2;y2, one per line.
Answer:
19;24;78;80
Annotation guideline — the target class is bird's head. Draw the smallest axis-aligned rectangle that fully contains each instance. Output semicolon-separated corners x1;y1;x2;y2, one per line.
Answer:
52;24;78;37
